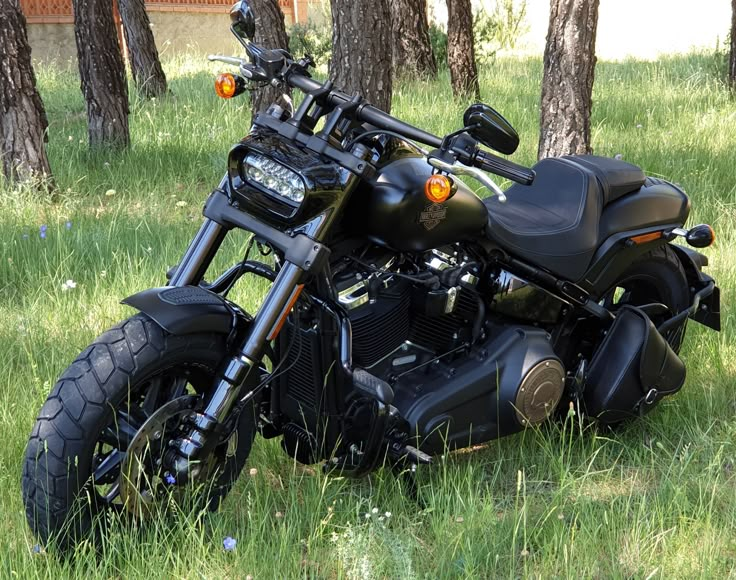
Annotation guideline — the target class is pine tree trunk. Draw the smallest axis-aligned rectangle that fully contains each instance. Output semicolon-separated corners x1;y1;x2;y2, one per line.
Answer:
729;0;736;89
329;0;393;113
538;0;599;159
390;0;436;79
118;0;168;99
0;0;53;184
250;0;292;118
446;0;480;100
73;0;130;148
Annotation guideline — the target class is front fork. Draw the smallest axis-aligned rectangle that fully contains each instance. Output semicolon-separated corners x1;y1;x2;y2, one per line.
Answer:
165;216;307;480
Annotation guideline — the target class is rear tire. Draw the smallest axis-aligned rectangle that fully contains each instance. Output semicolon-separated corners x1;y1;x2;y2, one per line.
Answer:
21;314;256;550
600;243;689;352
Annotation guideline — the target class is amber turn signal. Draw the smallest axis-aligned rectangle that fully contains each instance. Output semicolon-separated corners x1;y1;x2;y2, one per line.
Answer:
425;174;453;203
214;73;244;99
686;224;716;248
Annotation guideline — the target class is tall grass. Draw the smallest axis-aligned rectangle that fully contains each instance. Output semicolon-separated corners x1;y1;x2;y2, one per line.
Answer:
0;51;734;577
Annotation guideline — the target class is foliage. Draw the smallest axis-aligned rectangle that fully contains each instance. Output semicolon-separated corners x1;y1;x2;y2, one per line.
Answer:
288;14;332;68
429;23;448;70
473;0;529;63
0;53;735;577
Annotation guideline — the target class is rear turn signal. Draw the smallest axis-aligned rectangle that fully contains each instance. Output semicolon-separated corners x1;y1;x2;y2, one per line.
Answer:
686;224;716;248
425;174;453;203
214;73;245;99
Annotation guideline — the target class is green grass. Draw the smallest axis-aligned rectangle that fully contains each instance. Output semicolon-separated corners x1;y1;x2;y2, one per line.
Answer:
1;51;735;578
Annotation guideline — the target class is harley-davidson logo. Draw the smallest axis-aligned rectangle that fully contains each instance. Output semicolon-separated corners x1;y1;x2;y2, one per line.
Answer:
419;203;447;231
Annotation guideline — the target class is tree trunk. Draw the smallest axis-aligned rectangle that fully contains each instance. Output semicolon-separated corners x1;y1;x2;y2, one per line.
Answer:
73;0;130;148
329;0;393;113
0;0;53;184
118;0;168;99
538;0;599;159
730;0;736;89
250;0;292;118
390;0;436;79
446;0;480;100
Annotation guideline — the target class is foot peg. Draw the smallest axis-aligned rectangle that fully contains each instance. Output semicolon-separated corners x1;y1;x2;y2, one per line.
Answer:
403;444;432;465
353;368;394;406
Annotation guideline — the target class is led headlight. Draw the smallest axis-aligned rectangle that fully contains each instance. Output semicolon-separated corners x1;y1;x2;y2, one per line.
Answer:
243;152;305;203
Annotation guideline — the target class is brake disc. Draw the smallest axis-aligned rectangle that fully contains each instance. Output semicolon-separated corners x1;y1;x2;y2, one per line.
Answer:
119;395;197;517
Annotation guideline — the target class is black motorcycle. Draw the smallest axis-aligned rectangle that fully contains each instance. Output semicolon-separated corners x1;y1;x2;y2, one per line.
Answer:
23;1;720;548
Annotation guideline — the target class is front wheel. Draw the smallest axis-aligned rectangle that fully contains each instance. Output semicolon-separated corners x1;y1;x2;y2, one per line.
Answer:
21;313;256;550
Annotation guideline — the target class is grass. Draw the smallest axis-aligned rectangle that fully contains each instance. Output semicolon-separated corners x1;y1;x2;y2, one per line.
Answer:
0;51;734;578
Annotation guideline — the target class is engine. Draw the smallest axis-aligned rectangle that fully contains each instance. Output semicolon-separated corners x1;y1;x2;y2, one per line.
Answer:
277;245;566;459
333;248;481;377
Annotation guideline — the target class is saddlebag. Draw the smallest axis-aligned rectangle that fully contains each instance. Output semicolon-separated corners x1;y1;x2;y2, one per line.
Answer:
584;306;686;424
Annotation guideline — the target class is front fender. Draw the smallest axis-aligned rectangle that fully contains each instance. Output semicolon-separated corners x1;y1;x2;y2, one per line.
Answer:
121;286;251;336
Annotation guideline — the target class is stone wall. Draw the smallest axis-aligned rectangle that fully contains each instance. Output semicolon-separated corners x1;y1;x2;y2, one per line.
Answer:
27;22;76;64
25;1;327;65
148;12;241;58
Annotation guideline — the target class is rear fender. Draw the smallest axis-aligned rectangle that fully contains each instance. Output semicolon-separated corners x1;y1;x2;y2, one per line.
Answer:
121;285;251;338
670;245;721;331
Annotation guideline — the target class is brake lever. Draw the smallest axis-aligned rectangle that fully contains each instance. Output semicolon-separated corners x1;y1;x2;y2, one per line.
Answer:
427;157;507;203
207;54;246;67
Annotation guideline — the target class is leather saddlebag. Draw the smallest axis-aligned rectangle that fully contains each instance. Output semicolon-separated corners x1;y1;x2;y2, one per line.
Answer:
584;305;686;424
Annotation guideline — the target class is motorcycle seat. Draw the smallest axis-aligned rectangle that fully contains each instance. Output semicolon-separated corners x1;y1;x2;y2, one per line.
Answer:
484;156;686;282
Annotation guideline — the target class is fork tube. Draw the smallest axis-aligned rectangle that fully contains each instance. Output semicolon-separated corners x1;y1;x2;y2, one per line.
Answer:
170;218;227;287
168;261;304;479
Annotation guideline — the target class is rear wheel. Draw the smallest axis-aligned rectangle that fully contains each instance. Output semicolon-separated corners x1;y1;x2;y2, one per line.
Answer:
21;314;256;550
599;244;689;352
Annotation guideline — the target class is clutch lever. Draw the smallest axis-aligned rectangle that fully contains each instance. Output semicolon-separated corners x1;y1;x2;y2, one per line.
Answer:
207;54;246;67
427;157;507;203
207;55;269;83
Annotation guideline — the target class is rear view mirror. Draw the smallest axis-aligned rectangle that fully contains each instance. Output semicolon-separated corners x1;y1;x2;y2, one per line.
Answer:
463;103;519;155
230;1;256;45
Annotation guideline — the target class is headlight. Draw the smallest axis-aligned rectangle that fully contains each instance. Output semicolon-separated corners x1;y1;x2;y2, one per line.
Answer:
243;153;305;203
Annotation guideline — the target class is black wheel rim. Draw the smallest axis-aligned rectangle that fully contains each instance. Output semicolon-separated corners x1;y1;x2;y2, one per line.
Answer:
91;365;211;509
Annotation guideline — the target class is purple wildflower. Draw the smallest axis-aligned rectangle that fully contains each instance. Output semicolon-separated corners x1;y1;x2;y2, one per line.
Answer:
39;225;47;239
164;473;176;485
65;221;72;230
32;544;42;554
223;536;237;551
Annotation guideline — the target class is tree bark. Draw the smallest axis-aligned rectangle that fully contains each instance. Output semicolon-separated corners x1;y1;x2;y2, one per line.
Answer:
538;0;599;159
730;0;736;89
329;0;393;113
118;0;168;99
446;0;480;100
0;0;53;184
250;0;292;118
390;0;437;79
73;0;130;148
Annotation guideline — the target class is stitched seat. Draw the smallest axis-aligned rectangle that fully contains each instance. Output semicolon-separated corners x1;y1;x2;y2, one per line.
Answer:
484;156;687;282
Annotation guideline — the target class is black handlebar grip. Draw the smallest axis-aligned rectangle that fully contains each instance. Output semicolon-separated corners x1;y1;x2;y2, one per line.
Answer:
475;150;535;185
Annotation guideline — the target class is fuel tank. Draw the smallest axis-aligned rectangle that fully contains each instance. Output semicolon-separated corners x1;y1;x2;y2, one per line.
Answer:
344;156;488;252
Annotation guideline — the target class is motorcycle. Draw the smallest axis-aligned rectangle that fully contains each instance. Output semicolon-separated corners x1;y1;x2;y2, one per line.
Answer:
22;0;720;549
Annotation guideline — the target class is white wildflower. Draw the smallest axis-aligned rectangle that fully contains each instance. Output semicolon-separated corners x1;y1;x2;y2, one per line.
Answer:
105;189;116;197
61;279;77;291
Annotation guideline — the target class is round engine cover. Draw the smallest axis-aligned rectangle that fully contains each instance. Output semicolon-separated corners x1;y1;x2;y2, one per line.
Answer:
514;359;565;425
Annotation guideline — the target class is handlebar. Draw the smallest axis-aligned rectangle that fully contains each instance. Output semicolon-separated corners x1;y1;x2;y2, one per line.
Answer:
285;72;444;149
473;150;535;185
210;51;535;186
